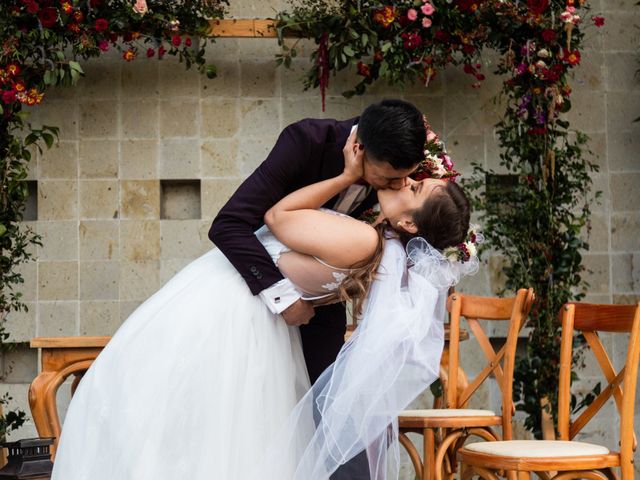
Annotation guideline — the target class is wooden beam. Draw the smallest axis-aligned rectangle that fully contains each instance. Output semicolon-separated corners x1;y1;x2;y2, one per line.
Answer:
208;19;278;38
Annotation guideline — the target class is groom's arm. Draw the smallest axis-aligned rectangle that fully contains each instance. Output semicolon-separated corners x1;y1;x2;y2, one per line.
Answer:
209;121;314;310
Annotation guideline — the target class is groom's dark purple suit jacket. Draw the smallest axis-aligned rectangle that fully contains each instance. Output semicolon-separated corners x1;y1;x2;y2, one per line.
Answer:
209;117;378;382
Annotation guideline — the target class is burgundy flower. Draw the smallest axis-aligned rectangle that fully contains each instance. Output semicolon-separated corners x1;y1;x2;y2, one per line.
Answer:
185;37;192;47
462;44;476;54
434;30;450;43
98;40;109;52
357;61;371;77
171;35;182;47
463;63;475;74
38;7;58;28
25;0;40;14
541;28;557;43
527;0;548;15
158;45;167;59
2;90;17;105
592;16;605;27
146;48;155;58
401;31;422;51
95;18;109;32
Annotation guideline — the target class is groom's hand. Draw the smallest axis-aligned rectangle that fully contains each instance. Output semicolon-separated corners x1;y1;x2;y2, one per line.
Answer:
282;299;315;326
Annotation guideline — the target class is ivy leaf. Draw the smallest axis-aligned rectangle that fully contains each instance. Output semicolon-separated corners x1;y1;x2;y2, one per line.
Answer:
0;225;6;237
343;45;355;57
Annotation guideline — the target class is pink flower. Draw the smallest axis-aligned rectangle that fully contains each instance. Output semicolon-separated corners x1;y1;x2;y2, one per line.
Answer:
407;8;418;21
422;17;432;28
426;130;438;142
98;40;109;52
133;0;148;15
421;3;435;15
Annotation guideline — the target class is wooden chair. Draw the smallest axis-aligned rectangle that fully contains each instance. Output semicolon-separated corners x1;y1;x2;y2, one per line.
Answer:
457;302;640;480
398;288;535;480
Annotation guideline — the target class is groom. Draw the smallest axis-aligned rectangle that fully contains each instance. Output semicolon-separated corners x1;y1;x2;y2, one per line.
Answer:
209;99;426;478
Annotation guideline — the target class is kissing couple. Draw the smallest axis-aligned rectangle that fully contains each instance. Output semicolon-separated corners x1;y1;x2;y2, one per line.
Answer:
51;99;478;480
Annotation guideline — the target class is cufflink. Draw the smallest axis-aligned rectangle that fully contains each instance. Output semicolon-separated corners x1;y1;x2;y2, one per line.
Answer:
274;296;281;304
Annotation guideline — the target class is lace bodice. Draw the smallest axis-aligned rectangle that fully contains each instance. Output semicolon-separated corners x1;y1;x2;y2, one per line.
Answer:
254;209;355;302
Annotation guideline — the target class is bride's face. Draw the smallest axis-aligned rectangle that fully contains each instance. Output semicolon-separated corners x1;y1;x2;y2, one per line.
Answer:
377;177;447;230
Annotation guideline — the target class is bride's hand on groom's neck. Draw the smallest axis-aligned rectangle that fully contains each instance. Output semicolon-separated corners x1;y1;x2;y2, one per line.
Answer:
342;128;364;184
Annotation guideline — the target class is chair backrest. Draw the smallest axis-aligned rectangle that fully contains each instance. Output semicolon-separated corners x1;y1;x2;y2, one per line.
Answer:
445;288;535;440
557;302;640;478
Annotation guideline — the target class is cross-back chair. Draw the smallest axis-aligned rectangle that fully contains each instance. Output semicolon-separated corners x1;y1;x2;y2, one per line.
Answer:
457;301;640;480
398;288;535;480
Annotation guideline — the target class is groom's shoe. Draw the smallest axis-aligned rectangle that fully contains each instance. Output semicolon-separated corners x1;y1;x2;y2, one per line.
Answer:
331;450;371;480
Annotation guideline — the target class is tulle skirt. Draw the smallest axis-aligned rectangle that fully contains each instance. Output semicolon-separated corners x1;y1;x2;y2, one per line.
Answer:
51;249;310;480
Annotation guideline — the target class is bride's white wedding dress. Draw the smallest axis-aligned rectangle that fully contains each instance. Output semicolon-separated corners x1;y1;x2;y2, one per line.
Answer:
51;217;350;480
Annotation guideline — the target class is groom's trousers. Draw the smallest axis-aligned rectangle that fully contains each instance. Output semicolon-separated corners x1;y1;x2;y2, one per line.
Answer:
299;303;371;480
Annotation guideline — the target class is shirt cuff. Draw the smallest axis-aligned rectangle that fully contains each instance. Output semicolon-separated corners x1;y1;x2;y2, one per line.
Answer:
259;279;302;314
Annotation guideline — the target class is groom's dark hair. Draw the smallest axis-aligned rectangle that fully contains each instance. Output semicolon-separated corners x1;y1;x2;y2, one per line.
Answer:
358;99;426;170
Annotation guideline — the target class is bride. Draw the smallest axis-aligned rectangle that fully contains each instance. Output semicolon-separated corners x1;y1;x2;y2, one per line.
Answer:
50;131;472;479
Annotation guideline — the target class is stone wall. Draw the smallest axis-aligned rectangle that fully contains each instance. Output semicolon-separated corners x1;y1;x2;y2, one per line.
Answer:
4;0;640;475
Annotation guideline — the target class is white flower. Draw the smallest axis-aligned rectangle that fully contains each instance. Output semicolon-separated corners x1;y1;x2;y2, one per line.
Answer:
537;49;550;58
466;242;477;258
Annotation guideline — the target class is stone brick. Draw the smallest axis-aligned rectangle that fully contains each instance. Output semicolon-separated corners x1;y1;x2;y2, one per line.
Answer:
611;253;639;294
37;221;78;261
120;139;158;179
160;99;199;138
444;134;484;175
611;173;640;211
321;96;363;121
79;140;119;178
583;212;609;252
237;38;281;58
281;59;321;98
565;91;606;133
121;98;159;138
32;100;78;141
201;98;239;137
604;52;640;92
201;139;240;177
573;49;604;91
79;220;119;261
281;97;320;127
38;180;78;220
611;213;640;251
38;301;77;336
120;300;143;323
240;58;278;97
602;11;640;52
607;131;640;172
80;301;121;336
443;94;485;135
606;92;640;134
38;261;79;301
79;100;118;138
79;180;119;219
79;261;119;300
121;59;159;98
159;59;201;98
0;346;37;383
200;60;240;97
120;221;161;261
120;180;160;219
77;58;121;99
583;254;611;295
227;0;282;17
4;305;36;343
159;140;201;179
160;258;193;285
239;99;281;137
160;220;210;260
587;173;610;214
119;261;161;301
39;141;78;179
12;262;37;303
237;138;274;177
201;179;243;220
613;294;640;304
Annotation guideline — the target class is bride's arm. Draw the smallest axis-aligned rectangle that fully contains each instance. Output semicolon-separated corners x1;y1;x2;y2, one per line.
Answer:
265;130;379;268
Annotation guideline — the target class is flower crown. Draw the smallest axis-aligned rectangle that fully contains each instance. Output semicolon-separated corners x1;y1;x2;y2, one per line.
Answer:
442;225;484;264
412;116;460;182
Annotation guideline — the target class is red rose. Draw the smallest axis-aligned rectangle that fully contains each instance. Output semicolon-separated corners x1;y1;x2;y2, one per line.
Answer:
158;46;167;59
171;35;182;47
434;30;450;43
592;16;605;27
185;38;192;47
25;0;40;14
38;7;58;28
357;61;371;77
95;18;109;32
462;44;476;54
146;48;155;58
401;31;422;51
2;90;17;105
541;28;557;43
527;0;548;15
374;50;384;62
475;73;485;81
463;63;475;74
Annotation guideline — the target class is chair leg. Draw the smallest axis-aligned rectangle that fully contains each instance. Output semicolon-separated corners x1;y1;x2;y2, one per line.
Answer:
399;432;423;479
552;471;609;480
424;428;436;480
516;473;531;480
469;466;501;480
434;430;465;480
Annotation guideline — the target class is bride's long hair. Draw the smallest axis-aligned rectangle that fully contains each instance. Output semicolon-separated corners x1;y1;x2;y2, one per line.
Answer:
340;181;470;318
